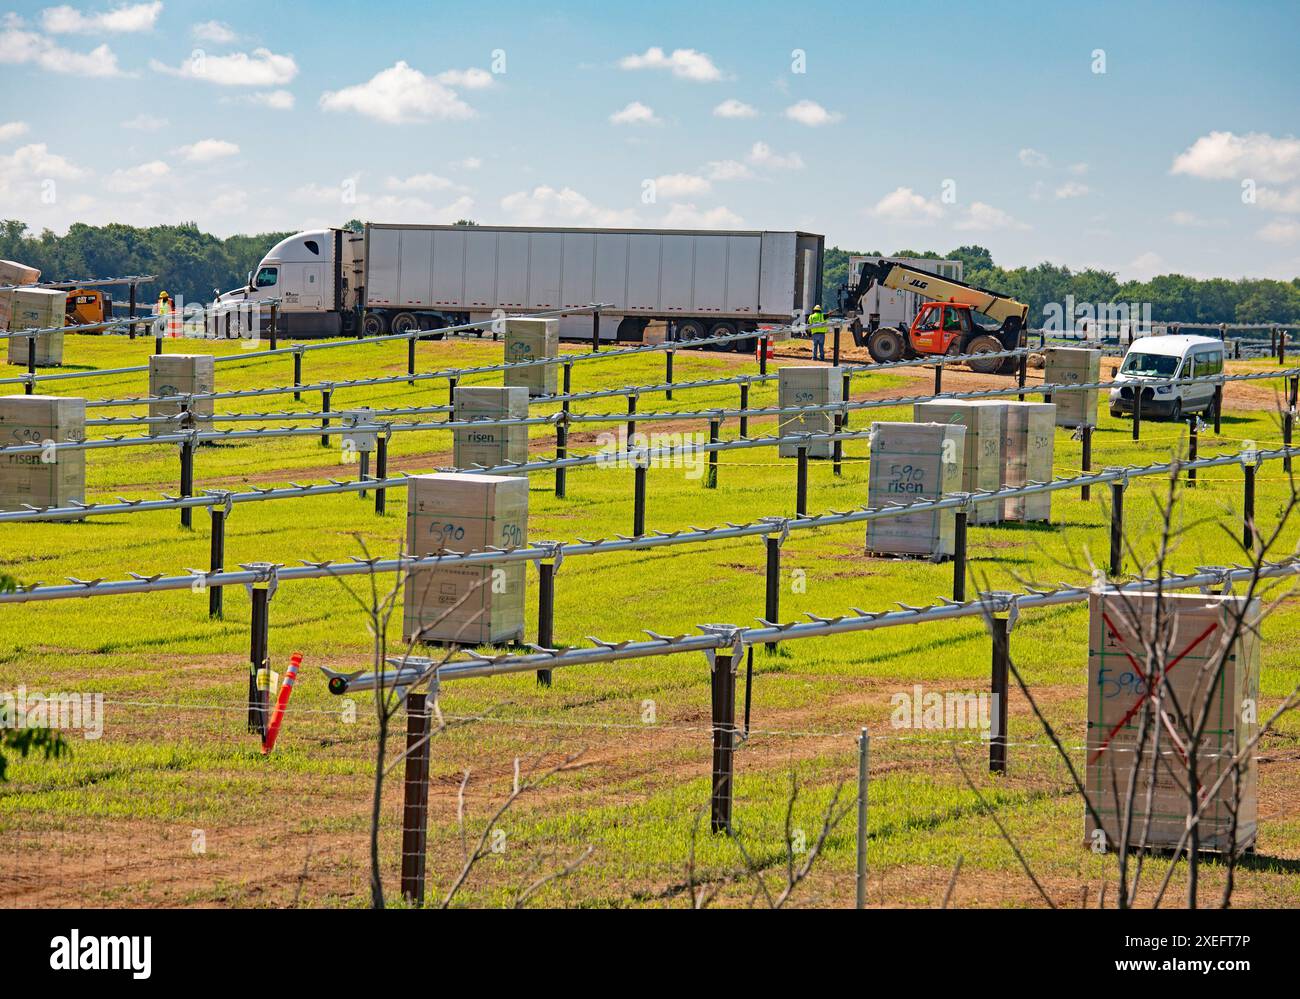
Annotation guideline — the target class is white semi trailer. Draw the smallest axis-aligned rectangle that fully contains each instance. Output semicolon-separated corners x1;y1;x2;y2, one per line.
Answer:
215;224;825;343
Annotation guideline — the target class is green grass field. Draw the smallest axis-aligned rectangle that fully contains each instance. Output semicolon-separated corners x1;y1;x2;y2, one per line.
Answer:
2;335;1298;908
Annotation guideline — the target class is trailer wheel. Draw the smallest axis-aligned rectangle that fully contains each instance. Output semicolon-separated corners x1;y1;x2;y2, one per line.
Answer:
965;334;1005;374
867;328;907;364
391;312;420;336
677;318;707;341
708;321;740;350
362;312;387;336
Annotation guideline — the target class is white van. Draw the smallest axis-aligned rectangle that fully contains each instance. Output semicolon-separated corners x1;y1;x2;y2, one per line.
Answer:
1109;334;1223;421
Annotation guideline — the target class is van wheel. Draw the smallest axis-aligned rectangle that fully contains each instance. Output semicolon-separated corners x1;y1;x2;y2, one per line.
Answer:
1170;400;1182;423
362;312;386;336
391;312;420;336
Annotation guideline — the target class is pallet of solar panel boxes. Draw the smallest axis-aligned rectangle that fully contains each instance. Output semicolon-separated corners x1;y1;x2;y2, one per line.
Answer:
778;366;842;458
1000;402;1056;521
1085;591;1259;852
454;386;529;470
0;395;85;515
0;258;42;332
503;317;559;397
865;421;965;558
147;354;214;435
912;400;1004;523
4;288;67;367
403;473;528;646
1044;347;1101;427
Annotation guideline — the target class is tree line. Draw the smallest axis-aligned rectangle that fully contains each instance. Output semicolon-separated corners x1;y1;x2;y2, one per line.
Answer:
3;220;1297;326
823;245;1300;326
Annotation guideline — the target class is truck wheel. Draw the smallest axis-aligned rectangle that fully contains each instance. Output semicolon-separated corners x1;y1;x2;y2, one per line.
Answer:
867;328;906;364
391;312;420;336
708;321;740;349
362;312;387;336
965;335;1005;374
677;318;707;341
1169;399;1182;423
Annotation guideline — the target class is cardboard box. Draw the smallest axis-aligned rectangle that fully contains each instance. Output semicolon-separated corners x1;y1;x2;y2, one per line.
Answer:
913;400;1003;524
503;317;559;397
866;421;965;557
778;366;843;458
1001;401;1056;521
148;355;215;435
403;473;528;646
0;395;85;513
1045;347;1101;428
454;385;529;471
4;288;66;366
1085;591;1259;853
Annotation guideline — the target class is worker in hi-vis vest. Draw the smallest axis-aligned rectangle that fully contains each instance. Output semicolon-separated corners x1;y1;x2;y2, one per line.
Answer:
809;304;828;361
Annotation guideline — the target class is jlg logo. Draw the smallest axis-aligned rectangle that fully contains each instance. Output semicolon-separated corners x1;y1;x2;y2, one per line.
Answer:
906;279;929;290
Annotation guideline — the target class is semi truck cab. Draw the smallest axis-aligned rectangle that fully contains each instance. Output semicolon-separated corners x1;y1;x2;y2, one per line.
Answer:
212;228;354;337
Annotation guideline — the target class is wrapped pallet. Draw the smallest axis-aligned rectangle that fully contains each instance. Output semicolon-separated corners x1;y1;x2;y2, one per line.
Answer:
454;385;529;471
148;354;215;436
1044;347;1101;428
1001;401;1056;522
0;395;85;514
0;260;40;288
912;400;1003;523
1085;591;1259;853
866;421;965;557
778;366;843;458
503;317;559;397
4;288;67;366
403;473;528;646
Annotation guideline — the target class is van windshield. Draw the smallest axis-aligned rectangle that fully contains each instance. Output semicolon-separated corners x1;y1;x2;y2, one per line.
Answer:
1121;351;1179;377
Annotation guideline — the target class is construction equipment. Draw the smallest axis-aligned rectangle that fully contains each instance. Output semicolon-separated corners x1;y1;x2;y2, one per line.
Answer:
838;259;1029;374
63;288;114;332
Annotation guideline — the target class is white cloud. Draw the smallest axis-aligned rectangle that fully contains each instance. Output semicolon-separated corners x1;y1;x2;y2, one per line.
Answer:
104;159;169;193
747;141;803;170
871;186;943;223
1258;186;1300;214
653;173;710;198
319;61;474;124
1068;162;1089;175
191;20;237;44
954;201;1027;231
609;101;661;126
0;142;88;180
0;20;122;76
500;185;639;226
386;173;457;192
1018;148;1050;168
1171;131;1300;183
783;100;841;126
175;138;240;162
661;203;743;228
293;175;474;222
713;98;756;118
248;89;294;110
151;47;298;87
1126;251;1165;280
1169;210;1210;227
42;2;161;34
706;159;752;181
618;46;723;82
1259;220;1300;243
122;112;167;130
0;121;29;142
436;67;493;89
1054;181;1089;199
456;156;482;170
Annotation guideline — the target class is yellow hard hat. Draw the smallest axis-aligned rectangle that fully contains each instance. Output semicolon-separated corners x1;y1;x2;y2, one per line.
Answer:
159;290;170;299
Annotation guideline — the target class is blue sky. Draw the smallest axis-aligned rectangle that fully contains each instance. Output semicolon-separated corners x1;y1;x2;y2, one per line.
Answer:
2;0;1298;280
